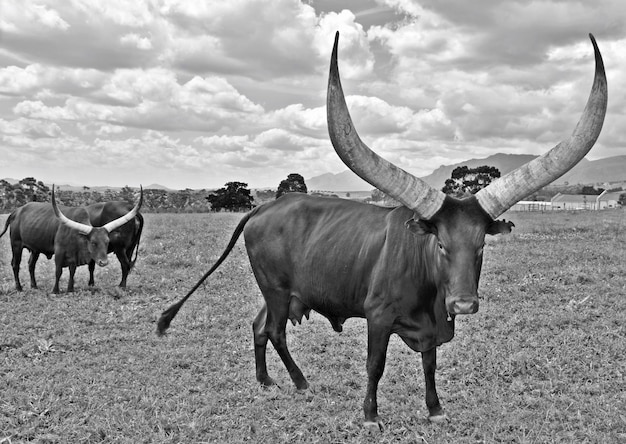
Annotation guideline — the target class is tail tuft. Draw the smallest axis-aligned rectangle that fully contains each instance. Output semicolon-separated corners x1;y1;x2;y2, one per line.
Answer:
156;304;180;336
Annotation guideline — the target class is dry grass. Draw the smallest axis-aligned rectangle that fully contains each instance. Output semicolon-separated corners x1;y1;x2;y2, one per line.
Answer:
1;209;625;443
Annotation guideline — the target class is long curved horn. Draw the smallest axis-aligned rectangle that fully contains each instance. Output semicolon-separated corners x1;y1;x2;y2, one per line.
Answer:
51;185;93;235
102;185;143;233
327;32;446;220
475;34;608;219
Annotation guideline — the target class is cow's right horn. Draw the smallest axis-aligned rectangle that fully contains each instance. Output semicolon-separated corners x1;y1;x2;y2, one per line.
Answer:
327;31;446;220
102;185;143;233
475;34;607;219
51;185;93;235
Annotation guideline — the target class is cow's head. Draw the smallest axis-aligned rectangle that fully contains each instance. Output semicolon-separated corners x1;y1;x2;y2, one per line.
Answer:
327;32;607;315
51;185;143;267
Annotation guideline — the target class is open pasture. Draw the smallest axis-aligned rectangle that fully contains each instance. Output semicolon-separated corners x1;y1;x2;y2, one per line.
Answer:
1;208;625;443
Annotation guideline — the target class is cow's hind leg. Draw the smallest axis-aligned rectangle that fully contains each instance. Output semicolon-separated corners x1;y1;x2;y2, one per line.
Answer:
11;245;23;292
53;264;62;294
422;347;447;422
115;249;131;288
263;293;308;390
252;303;275;387
28;252;39;289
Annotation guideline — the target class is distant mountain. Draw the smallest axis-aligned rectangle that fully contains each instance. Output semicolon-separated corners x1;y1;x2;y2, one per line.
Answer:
421;154;626;189
420;153;538;189
145;183;174;191
306;170;372;192
305;154;626;192
558;155;626;185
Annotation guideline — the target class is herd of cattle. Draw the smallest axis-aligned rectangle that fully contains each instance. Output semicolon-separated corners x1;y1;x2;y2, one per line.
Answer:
1;185;143;294
1;33;608;429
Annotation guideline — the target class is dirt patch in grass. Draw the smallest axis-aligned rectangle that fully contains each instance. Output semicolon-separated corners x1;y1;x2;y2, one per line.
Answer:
1;209;625;443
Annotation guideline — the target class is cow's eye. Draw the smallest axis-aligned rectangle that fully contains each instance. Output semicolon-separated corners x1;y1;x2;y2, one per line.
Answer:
437;242;445;253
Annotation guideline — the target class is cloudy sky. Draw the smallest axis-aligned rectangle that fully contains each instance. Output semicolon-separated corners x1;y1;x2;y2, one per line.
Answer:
1;0;624;190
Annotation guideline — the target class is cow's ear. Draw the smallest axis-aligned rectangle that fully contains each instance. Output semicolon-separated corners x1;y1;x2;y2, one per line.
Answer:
405;218;437;236
487;219;515;235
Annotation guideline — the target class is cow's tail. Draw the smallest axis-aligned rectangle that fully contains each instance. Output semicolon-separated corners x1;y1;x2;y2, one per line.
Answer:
156;208;259;336
128;213;144;271
0;212;14;239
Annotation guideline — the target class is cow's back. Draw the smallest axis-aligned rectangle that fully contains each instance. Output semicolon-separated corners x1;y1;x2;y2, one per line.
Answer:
87;201;133;225
243;193;394;317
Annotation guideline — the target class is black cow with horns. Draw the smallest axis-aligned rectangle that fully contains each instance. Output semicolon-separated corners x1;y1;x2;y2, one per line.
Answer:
157;33;607;429
85;200;144;288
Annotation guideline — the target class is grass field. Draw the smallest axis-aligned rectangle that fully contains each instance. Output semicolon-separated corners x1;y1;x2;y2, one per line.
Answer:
1;208;625;443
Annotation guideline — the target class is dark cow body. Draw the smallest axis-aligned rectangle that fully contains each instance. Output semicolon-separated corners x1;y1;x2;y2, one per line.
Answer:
86;201;144;288
157;32;606;429
158;193;512;425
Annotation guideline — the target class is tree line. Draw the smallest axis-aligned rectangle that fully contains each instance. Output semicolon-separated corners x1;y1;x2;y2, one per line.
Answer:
3;169;620;214
0;173;310;213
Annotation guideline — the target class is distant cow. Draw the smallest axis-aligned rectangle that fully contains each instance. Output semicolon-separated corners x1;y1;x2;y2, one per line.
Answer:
0;186;143;293
157;33;606;429
85;201;144;288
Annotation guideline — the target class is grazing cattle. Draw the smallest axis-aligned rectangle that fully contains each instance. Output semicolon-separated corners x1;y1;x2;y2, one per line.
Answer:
85;201;144;288
157;33;606;429
0;186;142;293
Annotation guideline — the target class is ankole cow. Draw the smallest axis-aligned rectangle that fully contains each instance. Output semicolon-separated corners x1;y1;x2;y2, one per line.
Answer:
0;186;142;293
85;201;144;288
157;33;606;429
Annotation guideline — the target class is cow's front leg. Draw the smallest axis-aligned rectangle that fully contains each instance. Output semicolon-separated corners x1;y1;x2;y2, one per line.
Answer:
363;322;391;431
67;264;77;292
88;260;96;286
422;347;447;422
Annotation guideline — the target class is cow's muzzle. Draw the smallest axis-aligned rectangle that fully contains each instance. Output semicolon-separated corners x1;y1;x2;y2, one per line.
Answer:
97;259;108;267
447;297;479;315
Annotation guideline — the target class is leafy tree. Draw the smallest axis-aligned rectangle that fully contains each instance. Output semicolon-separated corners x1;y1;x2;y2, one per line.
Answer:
119;186;136;204
618;193;626;207
19;177;49;202
581;185;604;195
207;181;254;212
276;173;307;199
442;165;501;197
370;189;385;202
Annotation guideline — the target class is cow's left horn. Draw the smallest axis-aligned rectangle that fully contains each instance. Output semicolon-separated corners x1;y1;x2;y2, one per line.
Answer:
327;32;446;220
475;34;608;219
102;185;143;233
51;185;93;235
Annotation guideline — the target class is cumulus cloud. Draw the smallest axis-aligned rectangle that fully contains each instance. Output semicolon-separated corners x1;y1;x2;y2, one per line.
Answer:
0;0;624;189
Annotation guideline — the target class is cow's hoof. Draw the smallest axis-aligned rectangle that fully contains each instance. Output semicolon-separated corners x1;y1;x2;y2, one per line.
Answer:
258;376;276;387
295;380;309;391
296;386;315;401
363;420;384;432
428;413;449;423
